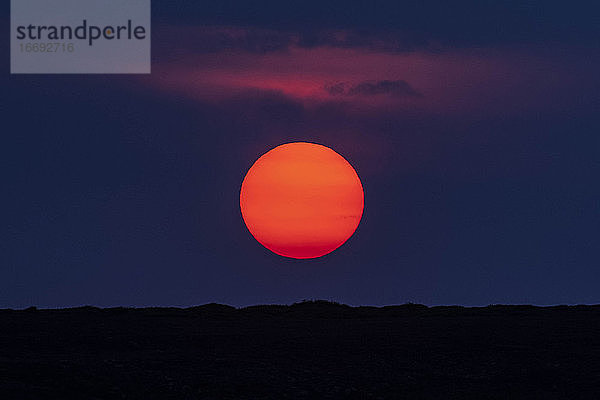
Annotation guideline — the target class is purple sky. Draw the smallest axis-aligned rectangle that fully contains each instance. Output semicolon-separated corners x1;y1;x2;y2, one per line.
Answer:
2;1;600;308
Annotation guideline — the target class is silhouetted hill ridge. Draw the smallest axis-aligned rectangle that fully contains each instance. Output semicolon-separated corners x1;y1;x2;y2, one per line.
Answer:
2;300;599;319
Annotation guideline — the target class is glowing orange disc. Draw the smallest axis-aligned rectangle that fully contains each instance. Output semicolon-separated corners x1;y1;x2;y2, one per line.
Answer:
240;142;364;259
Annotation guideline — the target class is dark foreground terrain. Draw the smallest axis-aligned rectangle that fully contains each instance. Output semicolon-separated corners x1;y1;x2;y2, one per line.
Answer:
1;301;599;399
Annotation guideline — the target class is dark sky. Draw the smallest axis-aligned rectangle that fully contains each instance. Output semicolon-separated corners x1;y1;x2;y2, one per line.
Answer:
2;1;600;308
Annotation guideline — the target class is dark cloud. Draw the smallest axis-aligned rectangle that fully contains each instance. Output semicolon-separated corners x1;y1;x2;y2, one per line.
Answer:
154;25;292;57
149;1;600;48
295;29;428;52
325;80;422;98
153;25;428;57
150;0;600;58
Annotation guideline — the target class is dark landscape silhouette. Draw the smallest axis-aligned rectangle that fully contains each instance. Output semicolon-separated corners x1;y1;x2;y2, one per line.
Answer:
1;300;599;399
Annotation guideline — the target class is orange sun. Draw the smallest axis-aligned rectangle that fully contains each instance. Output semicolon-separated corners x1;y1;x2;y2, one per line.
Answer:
240;142;364;259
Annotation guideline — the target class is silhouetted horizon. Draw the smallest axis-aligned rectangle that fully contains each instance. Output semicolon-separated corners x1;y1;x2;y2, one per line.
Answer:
3;299;600;398
5;299;600;312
